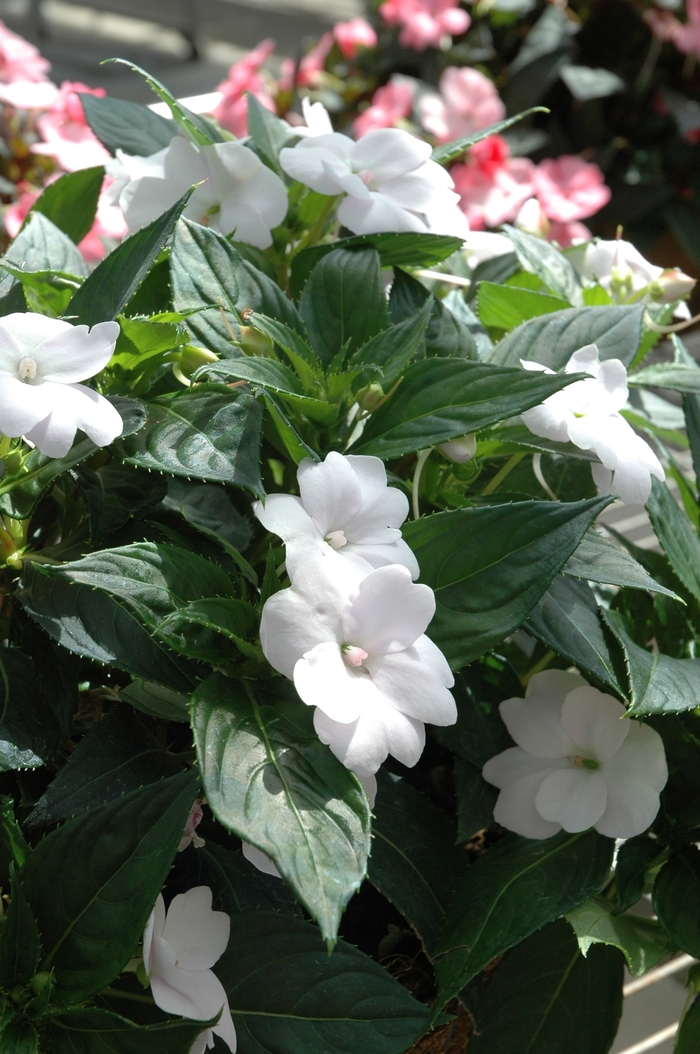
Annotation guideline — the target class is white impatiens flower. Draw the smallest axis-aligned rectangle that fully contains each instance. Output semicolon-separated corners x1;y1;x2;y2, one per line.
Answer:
260;556;456;777
143;886;236;1054
0;313;122;458
482;670;667;840
105;136;288;249
521;343;664;505
577;237;696;305
254;451;419;579
279;127;462;236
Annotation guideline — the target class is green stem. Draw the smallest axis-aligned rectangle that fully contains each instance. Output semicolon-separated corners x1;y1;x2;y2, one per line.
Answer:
412;449;432;520
522;649;555;686
291;195;340;256
481;451;526;495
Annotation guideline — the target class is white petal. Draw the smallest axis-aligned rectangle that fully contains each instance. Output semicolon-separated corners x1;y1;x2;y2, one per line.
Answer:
535;767;608;831
343;538;420;579
344;564;435;654
368;636;455;724
142;894;166;974
298;452;363;538
216;203;275;248
350;129;432;182
253;494;326;577
499;695;574;758
526;669;588;701
313;698;425;776
163;135;209;186
595;721;667;838
521;392;573;444
560;686;629;762
0;375;53;436
338;192;426;234
279;136;353;195
24;383;123;458
213;999;238;1053
483;747;563;839
591;462;613;494
120;174;181;231
33;321;120;383
293;641;373;722
161;887;229;971
0;312;71;368
242;841;281;878
343;454;410;538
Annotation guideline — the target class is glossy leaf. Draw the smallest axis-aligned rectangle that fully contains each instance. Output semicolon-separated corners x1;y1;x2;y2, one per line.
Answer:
431;107;548;165
675;991;700;1054
22;769;199;1004
614;835;667;914
566;894;674;975
6;211;87;277
119;680;190;723
118;386;264;495
109;59;224;145
478;281;570;329
0;649;59;771
198;357;337;425
454;757;499;842
433;829;614;1008
502;225;582;305
646;476;700;602
191;674;371;944
603;610;700;715
353;357;586;460
563;529;680;598
28;166;105;246
403;497;610;668
246;92;296;172
653;845;700;958
389;268;477;359
79;92;176;155
50;1007;211;1054
347;300;432;388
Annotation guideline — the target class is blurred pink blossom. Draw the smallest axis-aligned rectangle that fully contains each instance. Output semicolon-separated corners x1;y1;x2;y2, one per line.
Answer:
451;135;535;228
333;18;377;59
0;80;58;109
533;155;611;223
644;7;682;42
33;81;110;172
281;32;334;90
4;182;40;239
0;21;50;83
667;0;700;56
419;67;505;143
354;78;415;136
213;39;276;136
547;220;592;247
379;0;470;50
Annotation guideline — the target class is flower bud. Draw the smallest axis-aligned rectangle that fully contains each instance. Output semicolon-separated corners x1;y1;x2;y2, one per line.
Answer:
176;345;219;380
514;197;550;239
438;434;477;463
357;382;385;412
610;264;634;300
0;450;24;477
651;268;697;303
30;972;51;995
237;326;275;357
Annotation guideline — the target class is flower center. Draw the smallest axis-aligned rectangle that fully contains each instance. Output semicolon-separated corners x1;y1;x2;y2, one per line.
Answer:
18;357;37;381
572;754;599;770
325;529;347;549
342;644;368;669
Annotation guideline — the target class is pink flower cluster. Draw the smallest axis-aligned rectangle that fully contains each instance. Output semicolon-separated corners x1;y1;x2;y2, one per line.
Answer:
354;78;415;136
379;0;470;50
213;39;277;137
419;66;505;143
32;80;111;172
645;0;700;59
281;18;377;91
0;20;50;84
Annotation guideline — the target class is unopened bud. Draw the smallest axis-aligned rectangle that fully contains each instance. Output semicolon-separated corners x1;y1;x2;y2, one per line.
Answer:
514;197;550;239
652;268;697;303
176;345;219;380
357;382;385;411
439;434;477;463
610;265;634;300
0;450;23;477
237;326;274;357
30;972;50;995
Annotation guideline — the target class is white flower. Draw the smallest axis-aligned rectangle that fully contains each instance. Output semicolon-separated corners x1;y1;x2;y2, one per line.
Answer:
178;800;205;852
521;343;664;505
438;434;477;463
279;127;461;236
482;670;667;840
260;556;456;777
0;313;121;458
143;887;236;1054
254;451;419;579
514;196;550;239
295;97;334;137
579;237;695;304
105;136;288;249
460;230;513;269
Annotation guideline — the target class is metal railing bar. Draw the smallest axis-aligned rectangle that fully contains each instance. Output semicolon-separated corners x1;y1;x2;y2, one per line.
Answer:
623;954;695;997
615;1022;679;1054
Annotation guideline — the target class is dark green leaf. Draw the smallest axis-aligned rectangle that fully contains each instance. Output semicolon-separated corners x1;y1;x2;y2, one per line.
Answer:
69;191;192;326
118;386;263;495
26;705;180;829
353;358;586;460
465;920;623;1054
0;264;81;317
431;108;548;165
389;268;477;359
502;225;582;305
563;529;680;598
467;252;520;298
403;497;610;668
0;797;28;886
217;912;431;1054
369;771;467;955
108;60;224;145
614;835;666;914
478;281;570;329
1;1022;38;1054
443;290;493;359
0;650;59;770
630;362;700;393
119;680;190;723
433;670;514;767
488;304;645;369
79;93;176;156
22;769;199;1003
160;597;259;661
347;300;432;388
566;894;674;975
184;839;300;917
50;1007;210;1054
433;829;614;1007
654;846;700;958
258;389;320;464
300;248;388;367
0;870;41;987
191;674;371;945
164;480;252;552
454;757;498;842
646;476;700;602
28;167;104;245
675;991;700;1054
199;357;337;425
6;212;87;277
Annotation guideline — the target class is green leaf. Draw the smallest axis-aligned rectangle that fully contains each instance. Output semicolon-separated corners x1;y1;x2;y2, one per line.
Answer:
563;529;680;598
646;477;700;602
160;597;259;661
183;839;300;917
119;680;190;723
389;268;477;359
614;835;667;914
454;757;498;842
217;912;432;1054
198;357;337;425
1;1023;38;1054
465;919;623;1054
675;991;700;1054
433;830;614;1008
433;669;514;766
347;301;432;390
443;290;493;359
653;845;700;958
430;107;549;165
487;304;645;369
246;92;296;172
191;674;371;945
0;264;82;317
79;92;176;155
164;479;252;552
108;59;224;145
118;386;264;495
6;211;87;277
566;894;674;975
300;248;388;367
22;769;198;1003
110;316;184;373
28;166;104;246
0;870;41;987
502;225;583;306
0;797;28;885
245;313;318;376
630;362;700;393
602;609;700;716
50;1006;211;1054
478;281;570;329
69;190;192;326
26;705;180;829
403;497;611;668
525;576;626;696
369;771;467;955
0;649;59;770
353;357;586;460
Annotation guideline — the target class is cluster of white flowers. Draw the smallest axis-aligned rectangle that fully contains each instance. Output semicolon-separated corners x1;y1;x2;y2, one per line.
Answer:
143;885;236;1054
482;670;667;840
576;237;695;310
521;343;665;505
0;312;122;458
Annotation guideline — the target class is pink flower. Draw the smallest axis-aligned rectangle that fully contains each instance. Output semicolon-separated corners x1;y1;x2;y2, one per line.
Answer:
4;182;40;239
419;66;505;144
379;0;469;50
451;135;535;228
547;220;592;247
644;7;682;43
281;32;334;91
333;18;377;59
178;800;206;852
353;78;415;137
0;21;50;83
213;39;276;137
33;81;110;172
668;0;700;57
533;155;611;223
